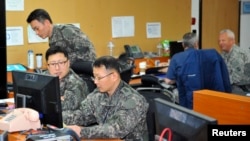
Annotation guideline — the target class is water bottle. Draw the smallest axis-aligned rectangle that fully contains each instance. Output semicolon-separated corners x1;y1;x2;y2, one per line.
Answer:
27;50;34;69
107;41;114;56
36;53;43;69
156;42;162;56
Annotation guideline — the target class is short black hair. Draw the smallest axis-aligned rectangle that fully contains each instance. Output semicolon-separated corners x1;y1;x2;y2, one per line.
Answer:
27;8;53;23
93;56;120;73
45;46;68;61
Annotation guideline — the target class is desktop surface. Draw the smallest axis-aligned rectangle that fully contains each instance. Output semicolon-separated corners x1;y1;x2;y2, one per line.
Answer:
129;68;167;87
0;100;123;141
130;56;168;86
8;132;123;141
133;56;168;74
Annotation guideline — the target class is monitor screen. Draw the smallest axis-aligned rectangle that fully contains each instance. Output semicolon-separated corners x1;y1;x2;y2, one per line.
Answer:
154;98;217;141
169;41;184;58
12;70;63;128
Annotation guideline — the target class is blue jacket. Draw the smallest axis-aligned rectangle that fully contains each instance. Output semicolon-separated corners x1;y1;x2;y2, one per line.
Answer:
166;48;231;109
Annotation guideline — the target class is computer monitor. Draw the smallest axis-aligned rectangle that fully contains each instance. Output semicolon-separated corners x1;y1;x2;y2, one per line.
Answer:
169;41;184;58
154;98;217;141
12;70;63;128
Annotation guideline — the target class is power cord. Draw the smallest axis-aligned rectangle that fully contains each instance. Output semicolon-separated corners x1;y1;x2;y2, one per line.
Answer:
159;128;172;141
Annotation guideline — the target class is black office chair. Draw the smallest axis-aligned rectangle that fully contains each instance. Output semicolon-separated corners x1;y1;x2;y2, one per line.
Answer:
118;53;135;84
137;75;178;103
136;74;178;141
71;61;96;93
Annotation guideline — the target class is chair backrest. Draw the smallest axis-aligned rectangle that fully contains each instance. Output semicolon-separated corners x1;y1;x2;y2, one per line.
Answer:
120;67;134;84
71;61;93;76
141;74;161;87
136;74;176;141
71;61;96;93
118;53;135;84
137;88;173;141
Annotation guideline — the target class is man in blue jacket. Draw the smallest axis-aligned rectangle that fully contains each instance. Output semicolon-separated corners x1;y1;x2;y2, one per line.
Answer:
163;32;231;109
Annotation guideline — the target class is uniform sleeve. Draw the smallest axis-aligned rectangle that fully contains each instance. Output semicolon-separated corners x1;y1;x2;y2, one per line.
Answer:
63;93;97;126
229;51;247;84
62;25;96;63
61;75;89;125
80;96;148;139
61;82;87;110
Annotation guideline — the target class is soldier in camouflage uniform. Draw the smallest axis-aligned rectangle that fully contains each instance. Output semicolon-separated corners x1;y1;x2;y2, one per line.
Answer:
26;8;96;65
219;29;250;95
66;56;149;141
43;46;89;125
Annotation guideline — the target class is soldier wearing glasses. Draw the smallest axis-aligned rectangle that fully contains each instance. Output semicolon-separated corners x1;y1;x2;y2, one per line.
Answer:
66;56;149;141
43;46;89;125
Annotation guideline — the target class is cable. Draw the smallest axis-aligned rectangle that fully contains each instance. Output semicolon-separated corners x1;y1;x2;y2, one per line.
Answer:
159;128;172;141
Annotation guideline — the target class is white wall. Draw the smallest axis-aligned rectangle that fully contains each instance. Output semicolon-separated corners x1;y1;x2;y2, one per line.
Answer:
191;0;200;36
240;0;250;50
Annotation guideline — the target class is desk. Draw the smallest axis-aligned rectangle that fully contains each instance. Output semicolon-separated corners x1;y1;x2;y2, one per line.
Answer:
133;56;168;74
129;56;168;86
0;106;122;141
8;132;123;141
193;89;250;124
7;72;12;84
7;72;14;98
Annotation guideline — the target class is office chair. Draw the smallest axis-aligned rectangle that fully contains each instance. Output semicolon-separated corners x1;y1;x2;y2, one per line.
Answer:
136;74;178;141
71;57;135;92
71;61;96;93
137;74;178;103
118;53;135;84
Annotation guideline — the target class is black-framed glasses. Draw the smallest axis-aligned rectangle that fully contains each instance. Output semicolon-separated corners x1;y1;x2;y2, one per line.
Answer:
47;60;68;68
91;72;113;81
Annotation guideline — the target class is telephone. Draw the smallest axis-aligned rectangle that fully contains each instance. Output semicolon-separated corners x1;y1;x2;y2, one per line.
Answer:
124;45;144;59
0;108;41;132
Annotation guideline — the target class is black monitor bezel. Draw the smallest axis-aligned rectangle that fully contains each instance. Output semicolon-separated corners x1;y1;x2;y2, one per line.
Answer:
154;98;217;141
12;70;63;128
169;41;184;58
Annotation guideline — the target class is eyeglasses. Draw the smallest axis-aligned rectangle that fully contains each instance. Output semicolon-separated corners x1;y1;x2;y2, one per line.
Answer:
91;72;113;81
47;60;68;68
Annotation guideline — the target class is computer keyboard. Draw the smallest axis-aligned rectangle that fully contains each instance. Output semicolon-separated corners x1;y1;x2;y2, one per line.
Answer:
0;103;8;107
160;82;171;89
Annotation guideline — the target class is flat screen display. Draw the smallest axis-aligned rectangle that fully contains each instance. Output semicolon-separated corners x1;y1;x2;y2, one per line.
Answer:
12;70;63;128
169;41;184;58
154;98;217;141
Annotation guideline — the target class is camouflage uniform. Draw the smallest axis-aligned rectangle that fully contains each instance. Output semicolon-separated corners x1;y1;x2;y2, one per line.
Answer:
63;81;149;141
49;24;96;64
221;45;250;84
44;68;89;125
